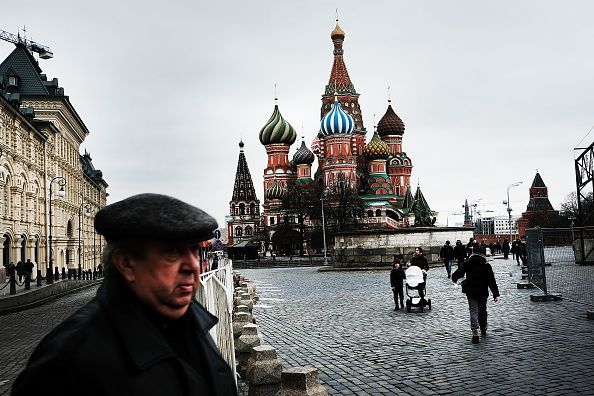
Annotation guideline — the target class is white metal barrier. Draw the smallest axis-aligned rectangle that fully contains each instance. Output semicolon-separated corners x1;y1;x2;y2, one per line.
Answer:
196;258;236;383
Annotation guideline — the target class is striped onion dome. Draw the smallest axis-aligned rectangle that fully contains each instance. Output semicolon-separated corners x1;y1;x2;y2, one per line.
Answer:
259;101;297;146
363;130;390;160
377;100;405;137
319;99;354;136
293;139;315;165
266;179;285;200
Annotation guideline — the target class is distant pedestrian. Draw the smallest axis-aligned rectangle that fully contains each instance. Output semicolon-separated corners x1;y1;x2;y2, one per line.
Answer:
454;240;467;267
440;240;455;278
466;238;475;255
16;261;24;282
511;238;520;262
8;261;15;277
502;239;510;259
410;247;429;304
24;259;34;283
519;236;527;266
211;256;219;271
97;263;103;277
473;241;486;255
452;253;500;344
390;258;406;310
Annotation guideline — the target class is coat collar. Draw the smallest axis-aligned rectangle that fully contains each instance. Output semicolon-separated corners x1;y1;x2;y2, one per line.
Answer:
97;276;218;370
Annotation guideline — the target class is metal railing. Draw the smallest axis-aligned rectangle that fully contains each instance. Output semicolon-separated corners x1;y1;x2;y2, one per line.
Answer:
196;258;237;384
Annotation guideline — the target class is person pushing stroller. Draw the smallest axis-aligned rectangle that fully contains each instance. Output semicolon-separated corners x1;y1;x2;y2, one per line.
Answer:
410;247;429;305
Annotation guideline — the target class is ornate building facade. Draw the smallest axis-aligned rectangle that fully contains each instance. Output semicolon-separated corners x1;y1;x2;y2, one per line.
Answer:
517;172;567;236
249;20;435;253
0;43;108;278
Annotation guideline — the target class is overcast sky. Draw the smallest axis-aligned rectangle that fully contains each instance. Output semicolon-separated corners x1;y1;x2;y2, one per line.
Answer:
3;1;593;228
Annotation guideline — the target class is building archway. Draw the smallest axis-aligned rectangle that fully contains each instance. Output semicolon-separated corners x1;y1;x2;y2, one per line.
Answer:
20;234;26;262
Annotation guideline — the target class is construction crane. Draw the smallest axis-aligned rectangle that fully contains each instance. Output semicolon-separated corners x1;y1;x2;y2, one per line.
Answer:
0;28;53;59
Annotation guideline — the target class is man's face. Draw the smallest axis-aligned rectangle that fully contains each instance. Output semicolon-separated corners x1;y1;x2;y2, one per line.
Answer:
123;241;202;320
414;248;421;256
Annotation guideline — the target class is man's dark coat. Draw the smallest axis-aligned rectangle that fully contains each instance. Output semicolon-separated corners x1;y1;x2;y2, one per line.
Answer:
452;254;500;299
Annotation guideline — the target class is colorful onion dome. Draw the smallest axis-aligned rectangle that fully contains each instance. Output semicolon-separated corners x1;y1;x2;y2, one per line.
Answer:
311;136;320;154
319;99;354;136
331;20;345;40
363;130;390;160
259;101;297;146
266;179;285;200
377;100;405;137
293;139;315;165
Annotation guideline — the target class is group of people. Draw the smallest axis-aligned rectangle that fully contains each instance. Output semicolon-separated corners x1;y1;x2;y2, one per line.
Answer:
3;259;35;283
391;241;500;344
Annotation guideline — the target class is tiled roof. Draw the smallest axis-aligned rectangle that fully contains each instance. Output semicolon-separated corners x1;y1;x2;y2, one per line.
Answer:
0;45;49;95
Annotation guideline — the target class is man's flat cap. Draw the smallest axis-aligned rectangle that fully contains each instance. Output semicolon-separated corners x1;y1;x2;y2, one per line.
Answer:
95;193;218;243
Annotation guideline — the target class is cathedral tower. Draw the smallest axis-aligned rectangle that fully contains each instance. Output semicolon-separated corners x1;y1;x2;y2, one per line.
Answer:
227;141;260;246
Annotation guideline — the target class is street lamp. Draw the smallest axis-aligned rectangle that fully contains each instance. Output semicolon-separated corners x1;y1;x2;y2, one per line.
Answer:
503;181;523;243
47;176;66;284
78;199;91;279
321;193;329;266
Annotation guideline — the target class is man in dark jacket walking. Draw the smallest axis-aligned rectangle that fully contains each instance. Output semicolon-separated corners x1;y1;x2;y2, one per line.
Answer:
452;254;500;344
453;240;467;268
12;194;237;396
439;240;455;278
410;247;429;304
502;239;510;259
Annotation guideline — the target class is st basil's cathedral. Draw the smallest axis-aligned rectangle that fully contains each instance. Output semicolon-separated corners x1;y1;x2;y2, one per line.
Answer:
227;20;435;253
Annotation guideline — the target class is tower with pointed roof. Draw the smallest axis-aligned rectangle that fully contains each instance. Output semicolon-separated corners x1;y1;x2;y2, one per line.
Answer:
227;141;261;246
517;172;566;236
321;19;367;182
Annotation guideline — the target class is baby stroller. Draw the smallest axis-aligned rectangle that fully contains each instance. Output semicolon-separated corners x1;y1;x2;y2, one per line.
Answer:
405;266;432;312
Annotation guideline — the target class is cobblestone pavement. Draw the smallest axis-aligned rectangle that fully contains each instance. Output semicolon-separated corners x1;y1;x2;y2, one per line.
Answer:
0;285;99;395
240;257;594;395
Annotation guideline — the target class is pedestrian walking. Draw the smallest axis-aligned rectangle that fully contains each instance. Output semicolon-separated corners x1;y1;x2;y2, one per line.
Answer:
511;238;519;262
12;193;237;396
439;240;455;278
452;253;500;344
502;239;510;259
390;258;406;310
16;261;24;282
519;236;527;266
453;240;467;268
410;247;429;304
24;259;34;283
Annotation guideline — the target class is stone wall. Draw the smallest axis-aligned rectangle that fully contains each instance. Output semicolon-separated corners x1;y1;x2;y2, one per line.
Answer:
332;227;474;268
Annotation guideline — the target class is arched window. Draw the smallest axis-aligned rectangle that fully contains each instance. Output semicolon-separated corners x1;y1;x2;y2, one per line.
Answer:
231;204;235;215
20;235;26;262
2;234;11;267
367;210;374;217
245;226;253;236
250;202;256;214
375;209;382;217
239;203;245;215
235;226;242;237
67;220;73;238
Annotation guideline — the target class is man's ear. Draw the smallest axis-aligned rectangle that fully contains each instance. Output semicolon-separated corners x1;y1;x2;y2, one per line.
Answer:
111;249;137;283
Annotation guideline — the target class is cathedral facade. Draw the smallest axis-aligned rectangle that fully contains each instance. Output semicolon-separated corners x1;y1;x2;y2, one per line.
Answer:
228;20;434;254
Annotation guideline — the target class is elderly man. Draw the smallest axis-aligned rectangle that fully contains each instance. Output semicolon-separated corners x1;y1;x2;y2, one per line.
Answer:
12;194;237;395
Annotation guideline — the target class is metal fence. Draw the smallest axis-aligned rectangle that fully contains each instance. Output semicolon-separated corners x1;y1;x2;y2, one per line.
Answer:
196;258;237;383
526;227;594;306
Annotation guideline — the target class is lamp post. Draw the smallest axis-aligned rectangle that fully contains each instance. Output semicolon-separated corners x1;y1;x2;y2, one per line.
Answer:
78;199;91;279
503;181;523;243
47;176;66;284
321;194;328;266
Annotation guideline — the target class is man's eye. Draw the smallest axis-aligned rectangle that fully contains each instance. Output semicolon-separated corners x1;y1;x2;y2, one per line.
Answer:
164;247;182;257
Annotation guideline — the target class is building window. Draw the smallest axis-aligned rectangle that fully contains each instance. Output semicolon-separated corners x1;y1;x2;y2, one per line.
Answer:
235;226;242;237
376;209;382;217
239;203;245;215
270;217;275;225
367;210;374;217
245;226;253;236
7;76;17;87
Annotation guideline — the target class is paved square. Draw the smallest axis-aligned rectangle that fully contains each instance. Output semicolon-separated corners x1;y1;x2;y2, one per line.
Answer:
240;258;594;395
